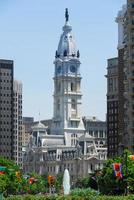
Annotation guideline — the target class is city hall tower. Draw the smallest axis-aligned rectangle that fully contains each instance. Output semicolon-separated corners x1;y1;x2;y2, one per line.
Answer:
51;9;85;145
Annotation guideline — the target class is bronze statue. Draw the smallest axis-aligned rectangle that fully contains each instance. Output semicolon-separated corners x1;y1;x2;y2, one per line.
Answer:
65;8;69;22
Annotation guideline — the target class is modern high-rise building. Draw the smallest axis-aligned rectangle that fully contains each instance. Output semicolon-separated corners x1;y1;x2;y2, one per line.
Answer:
0;59;14;159
51;8;85;146
0;59;23;165
13;80;23;166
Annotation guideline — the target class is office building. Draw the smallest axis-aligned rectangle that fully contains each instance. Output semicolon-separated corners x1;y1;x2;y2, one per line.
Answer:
106;58;119;157
13;80;23;166
0;59;14;159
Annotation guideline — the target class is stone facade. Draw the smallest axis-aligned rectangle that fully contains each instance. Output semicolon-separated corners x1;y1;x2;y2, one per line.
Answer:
22;117;34;147
51;8;85;141
111;2;134;153
23;121;107;181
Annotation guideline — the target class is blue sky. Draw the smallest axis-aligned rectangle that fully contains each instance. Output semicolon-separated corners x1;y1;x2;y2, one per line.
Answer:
0;0;126;121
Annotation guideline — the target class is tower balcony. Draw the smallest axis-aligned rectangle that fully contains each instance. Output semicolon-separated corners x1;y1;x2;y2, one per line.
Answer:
64;91;82;96
69;116;80;121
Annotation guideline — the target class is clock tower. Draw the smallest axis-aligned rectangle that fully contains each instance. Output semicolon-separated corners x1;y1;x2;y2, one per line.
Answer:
51;9;85;146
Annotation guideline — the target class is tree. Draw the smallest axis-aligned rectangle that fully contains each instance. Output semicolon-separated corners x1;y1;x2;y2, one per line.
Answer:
0;156;21;195
97;150;134;195
0;174;9;193
25;172;48;194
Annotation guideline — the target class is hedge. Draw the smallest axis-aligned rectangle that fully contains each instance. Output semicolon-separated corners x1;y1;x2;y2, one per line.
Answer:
4;194;134;200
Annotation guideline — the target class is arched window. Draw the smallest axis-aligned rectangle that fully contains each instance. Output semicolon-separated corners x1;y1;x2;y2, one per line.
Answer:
71;82;75;91
71;99;76;110
64;50;67;57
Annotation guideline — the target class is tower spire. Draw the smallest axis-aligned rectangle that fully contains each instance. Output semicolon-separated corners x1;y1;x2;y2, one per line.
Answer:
65;8;69;22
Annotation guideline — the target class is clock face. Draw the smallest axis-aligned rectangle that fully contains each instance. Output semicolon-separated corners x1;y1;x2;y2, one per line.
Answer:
57;66;62;74
70;65;76;73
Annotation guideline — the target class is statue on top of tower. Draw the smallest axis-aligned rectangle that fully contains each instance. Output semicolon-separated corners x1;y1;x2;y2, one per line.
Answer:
56;8;78;59
65;8;69;22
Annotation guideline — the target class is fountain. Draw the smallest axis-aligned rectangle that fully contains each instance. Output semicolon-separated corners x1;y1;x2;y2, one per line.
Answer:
63;169;70;195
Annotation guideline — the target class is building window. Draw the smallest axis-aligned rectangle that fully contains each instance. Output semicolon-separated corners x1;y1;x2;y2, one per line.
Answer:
56;82;61;92
100;131;103;138
94;131;98;138
71;82;75;91
71;99;76;110
57;99;60;111
89;130;93;136
132;3;134;8
70;121;78;128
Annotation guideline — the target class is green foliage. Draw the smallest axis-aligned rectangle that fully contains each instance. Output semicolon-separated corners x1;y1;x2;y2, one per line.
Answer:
5;194;134;200
54;174;63;193
0;156;19;171
70;187;99;199
96;195;134;200
73;150;134;196
75;175;98;190
0;174;9;193
97;150;134;195
0;156;21;195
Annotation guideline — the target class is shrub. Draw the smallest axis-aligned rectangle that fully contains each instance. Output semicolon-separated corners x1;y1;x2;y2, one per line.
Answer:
5;194;134;200
70;187;99;199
